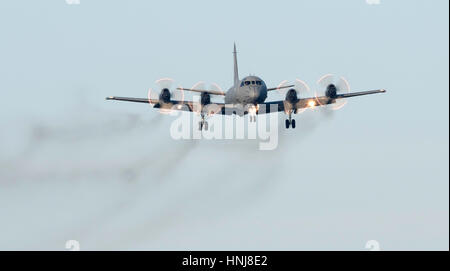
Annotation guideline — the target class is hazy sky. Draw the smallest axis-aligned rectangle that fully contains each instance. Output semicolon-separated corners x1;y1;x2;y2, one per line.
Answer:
0;0;448;250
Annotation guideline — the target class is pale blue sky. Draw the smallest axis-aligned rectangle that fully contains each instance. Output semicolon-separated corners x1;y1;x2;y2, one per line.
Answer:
0;0;448;250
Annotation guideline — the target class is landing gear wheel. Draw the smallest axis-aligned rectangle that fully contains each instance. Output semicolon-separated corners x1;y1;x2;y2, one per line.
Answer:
291;119;296;129
285;119;290;129
204;121;208;131
198;121;203;131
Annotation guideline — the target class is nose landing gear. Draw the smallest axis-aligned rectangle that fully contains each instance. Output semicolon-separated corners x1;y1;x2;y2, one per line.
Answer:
247;105;258;123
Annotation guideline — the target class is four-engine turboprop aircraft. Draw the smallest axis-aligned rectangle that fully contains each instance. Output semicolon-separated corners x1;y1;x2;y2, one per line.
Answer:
106;44;386;130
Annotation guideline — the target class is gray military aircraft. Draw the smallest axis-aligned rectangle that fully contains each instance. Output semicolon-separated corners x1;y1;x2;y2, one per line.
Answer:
106;44;386;130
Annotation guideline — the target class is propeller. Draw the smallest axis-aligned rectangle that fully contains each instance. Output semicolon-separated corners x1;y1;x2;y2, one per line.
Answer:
186;81;223;116
276;79;312;114
147;77;185;114
316;74;351;110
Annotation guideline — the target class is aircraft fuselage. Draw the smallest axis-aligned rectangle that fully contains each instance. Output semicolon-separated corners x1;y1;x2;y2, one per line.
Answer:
224;76;268;105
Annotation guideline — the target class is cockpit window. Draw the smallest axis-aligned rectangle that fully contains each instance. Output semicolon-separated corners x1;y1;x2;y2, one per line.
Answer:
240;81;244;87
251;81;255;85
256;81;262;85
245;81;250;85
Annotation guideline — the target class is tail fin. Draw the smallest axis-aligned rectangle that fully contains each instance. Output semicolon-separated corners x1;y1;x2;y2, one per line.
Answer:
233;43;239;87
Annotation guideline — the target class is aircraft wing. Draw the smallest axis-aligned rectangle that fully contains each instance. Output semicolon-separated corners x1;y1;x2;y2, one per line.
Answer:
106;89;385;115
106;96;157;104
106;96;226;113
257;89;386;114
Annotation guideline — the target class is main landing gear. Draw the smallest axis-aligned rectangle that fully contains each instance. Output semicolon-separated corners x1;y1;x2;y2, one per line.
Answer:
198;114;209;131
285;119;296;129
285;111;296;129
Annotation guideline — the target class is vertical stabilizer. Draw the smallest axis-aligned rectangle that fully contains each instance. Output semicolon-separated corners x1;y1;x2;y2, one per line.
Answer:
233;43;239;87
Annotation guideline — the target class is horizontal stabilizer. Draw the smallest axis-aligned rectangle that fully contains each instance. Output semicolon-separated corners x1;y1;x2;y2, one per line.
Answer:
176;88;225;96
267;85;295;91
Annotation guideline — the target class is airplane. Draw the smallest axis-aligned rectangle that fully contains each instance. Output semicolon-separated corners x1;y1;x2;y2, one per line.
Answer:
106;44;386;130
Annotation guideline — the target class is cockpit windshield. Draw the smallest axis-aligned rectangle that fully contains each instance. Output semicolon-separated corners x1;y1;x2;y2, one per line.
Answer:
241;79;263;86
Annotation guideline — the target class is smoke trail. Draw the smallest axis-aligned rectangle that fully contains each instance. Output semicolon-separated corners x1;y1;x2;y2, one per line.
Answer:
0;108;183;185
0;89;339;249
86;109;338;249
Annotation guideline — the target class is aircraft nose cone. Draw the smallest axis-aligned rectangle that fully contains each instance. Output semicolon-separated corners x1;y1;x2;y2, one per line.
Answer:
250;87;258;98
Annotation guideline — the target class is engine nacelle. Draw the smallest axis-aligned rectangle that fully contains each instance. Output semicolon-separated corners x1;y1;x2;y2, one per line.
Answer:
325;84;337;98
201;92;211;105
285;88;299;104
159;88;171;103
